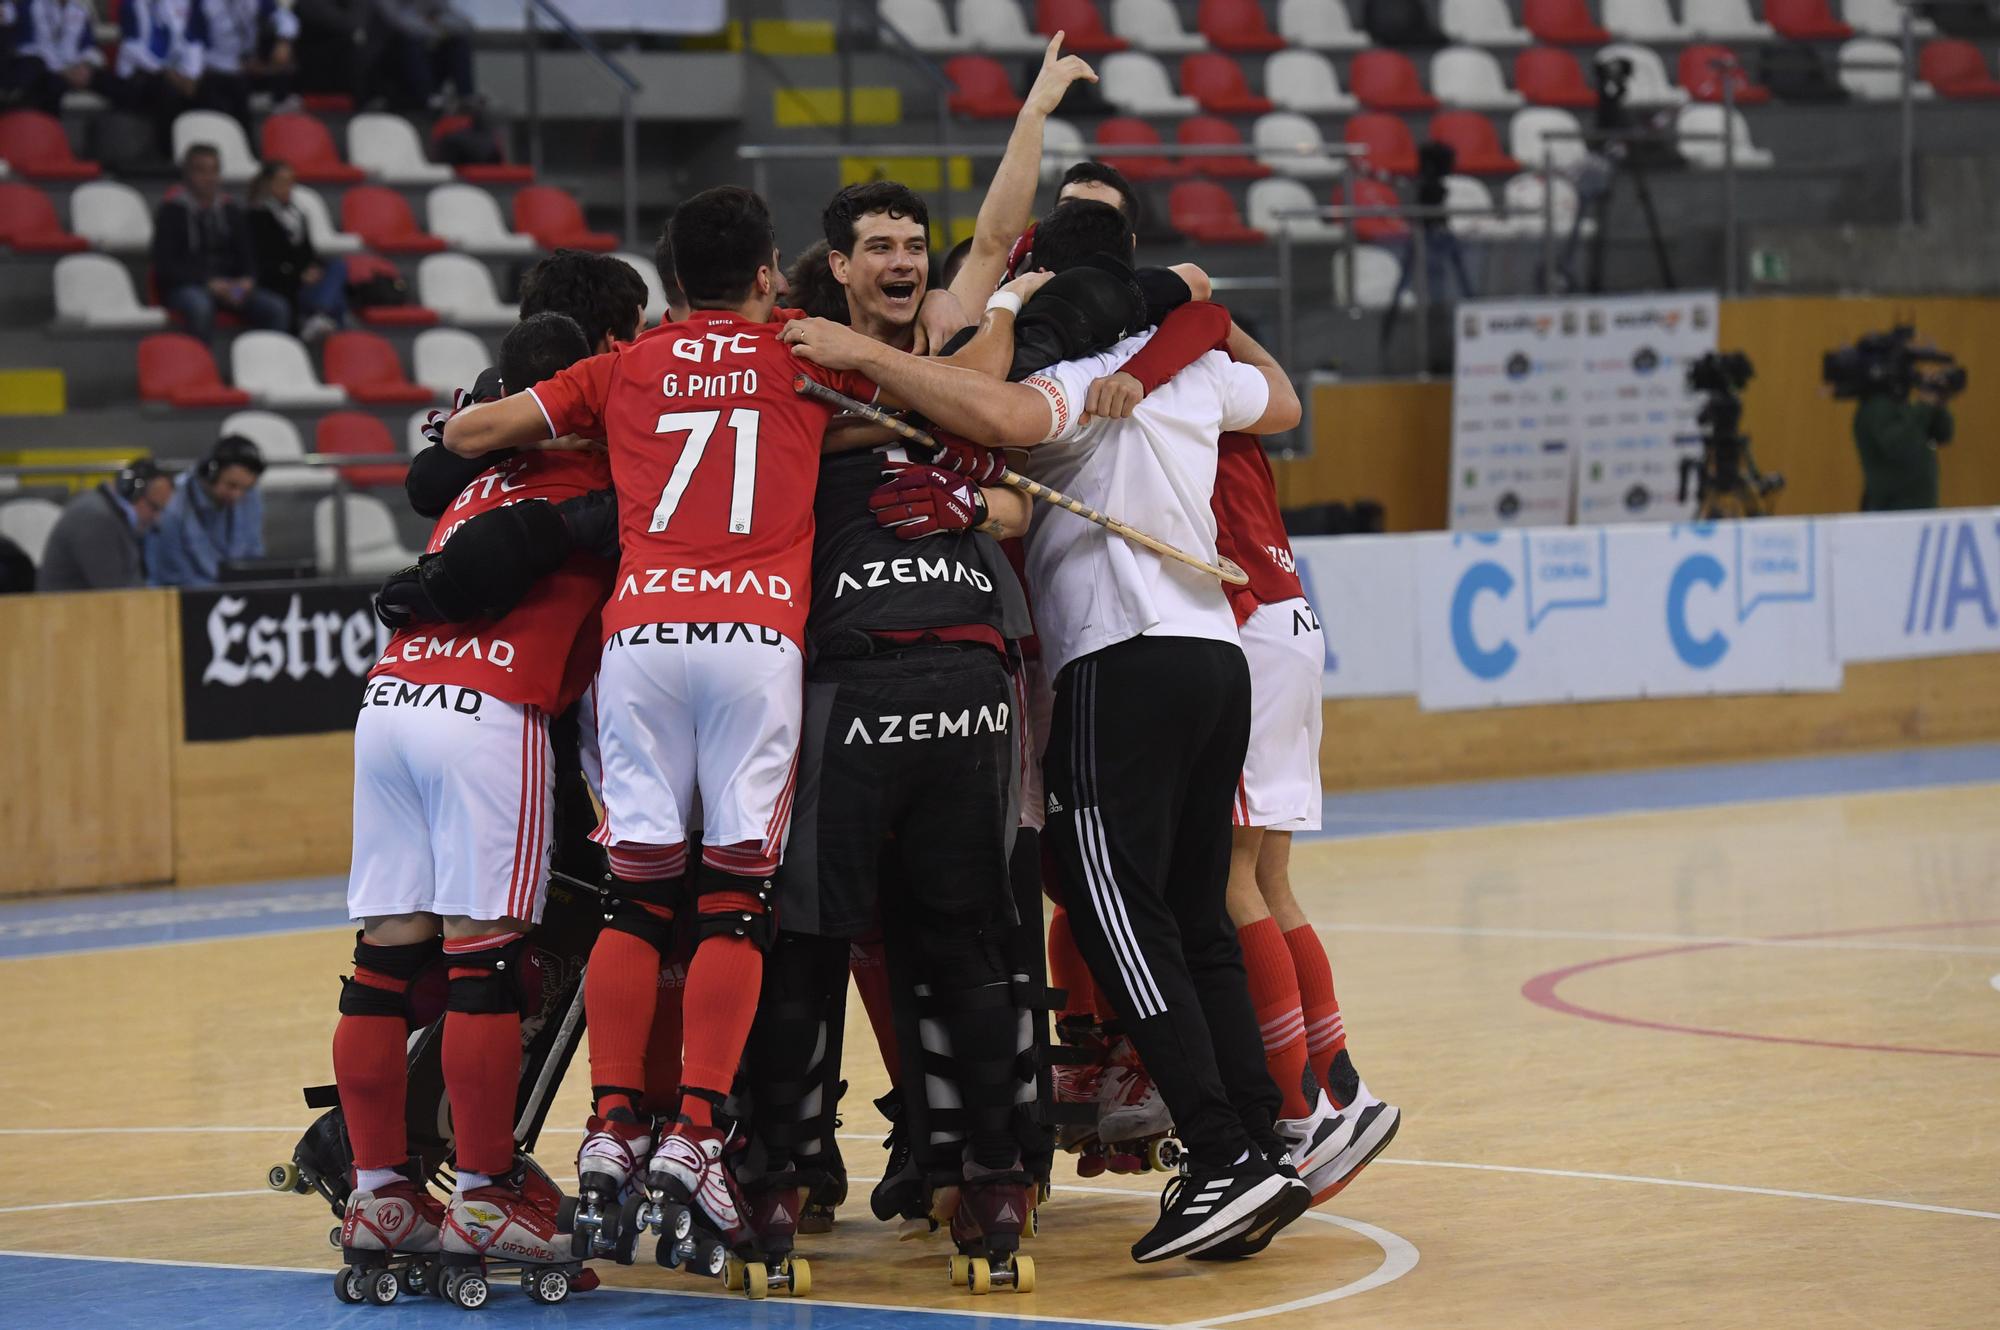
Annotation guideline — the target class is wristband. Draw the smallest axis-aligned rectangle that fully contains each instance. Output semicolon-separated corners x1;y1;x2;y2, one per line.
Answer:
985;291;1023;317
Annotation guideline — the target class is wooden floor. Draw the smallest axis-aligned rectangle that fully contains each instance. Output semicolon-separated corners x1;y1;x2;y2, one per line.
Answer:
2;778;1997;1326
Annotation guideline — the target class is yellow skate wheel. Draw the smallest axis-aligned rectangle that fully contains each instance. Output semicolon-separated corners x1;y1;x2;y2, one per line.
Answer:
1024;1207;1039;1239
786;1257;811;1297
743;1261;768;1300
1012;1254;1036;1294
947;1254;971;1286
723;1257;746;1291
268;1162;300;1192
968;1257;992;1295
1146;1138;1180;1171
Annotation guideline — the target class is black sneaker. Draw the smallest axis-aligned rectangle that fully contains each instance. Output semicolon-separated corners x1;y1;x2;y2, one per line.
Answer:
1186;1142;1312;1260
1129;1156;1292;1263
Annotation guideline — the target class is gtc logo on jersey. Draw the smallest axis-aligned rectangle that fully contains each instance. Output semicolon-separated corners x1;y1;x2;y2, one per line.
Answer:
842;703;1011;745
832;555;994;598
670;331;759;362
379;632;518;670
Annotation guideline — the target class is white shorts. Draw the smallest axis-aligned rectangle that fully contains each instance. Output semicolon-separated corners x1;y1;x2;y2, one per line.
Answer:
347;676;553;923
1235;597;1325;832
590;624;802;863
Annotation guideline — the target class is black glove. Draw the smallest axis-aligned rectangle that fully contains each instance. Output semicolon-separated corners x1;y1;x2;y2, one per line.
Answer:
375;498;574;628
374;560;441;630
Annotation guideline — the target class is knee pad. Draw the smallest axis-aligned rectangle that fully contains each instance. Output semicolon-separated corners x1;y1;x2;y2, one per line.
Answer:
600;872;684;954
338;933;441;1019
692;864;776;952
445;933;527;1015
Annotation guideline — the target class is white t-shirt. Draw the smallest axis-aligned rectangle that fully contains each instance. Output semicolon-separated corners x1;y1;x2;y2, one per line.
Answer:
1016;331;1271;677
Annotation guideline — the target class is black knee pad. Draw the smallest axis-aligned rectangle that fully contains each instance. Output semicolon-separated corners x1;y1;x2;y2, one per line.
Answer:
691;864;776;952
600;872;684;953
445;935;527;1015
338;933;441;1018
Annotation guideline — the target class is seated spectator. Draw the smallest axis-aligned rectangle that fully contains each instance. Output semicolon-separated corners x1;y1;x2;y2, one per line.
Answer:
38;460;175;593
199;0;299;128
152;143;291;342
0;533;33;595
249;160;348;341
4;0;113;115
114;0;209;152
147;436;268;587
294;0;370;104
373;0;476;110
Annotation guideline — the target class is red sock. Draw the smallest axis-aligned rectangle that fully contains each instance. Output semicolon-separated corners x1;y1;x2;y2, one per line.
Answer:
1240;918;1313;1119
640;953;688;1117
1048;906;1100;1022
333;969;411;1172
678;887;765;1123
1285;924;1347;1105
584;911;666;1105
848;936;900;1085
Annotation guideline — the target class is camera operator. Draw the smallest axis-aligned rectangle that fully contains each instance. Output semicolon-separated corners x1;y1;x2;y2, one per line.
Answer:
1828;327;1961;512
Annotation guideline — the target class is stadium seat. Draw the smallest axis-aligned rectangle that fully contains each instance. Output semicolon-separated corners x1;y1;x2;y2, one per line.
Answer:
1334;177;1410;244
1767;0;1853;39
314;492;421;575
343;253;439;327
324;331;433;404
1101;52;1200;112
1096;117;1186;179
513;187;617;251
1333;245;1411;309
348;113;454;184
1684;0;1774;39
1444;0;1532;44
615;251;670;324
1181;53;1274;113
946;55;1027;117
1509;106;1589;169
406;408;435;455
1515;47;1600;106
431;115;535;184
1178;116;1269;178
316;412;409;488
68;181;153;250
1433;46;1526;108
1042;116;1089;181
1278;0;1372;50
342;186;447;254
260;114;366;184
291;185;363;256
1247;176;1348;239
1844;0;1933;38
1839;37;1932;99
1111;0;1204;52
0;497;63;566
221;410;330;491
171;111;257;181
959;0;1047;53
0;182;88;252
1680;44;1774;102
0;110;100;180
1198;0;1289;51
1525;0;1612;43
1677;102;1776;166
1168;180;1267;242
1604;0;1692;39
302;92;356;114
1443;173;1521;237
427;184;536;253
1254;112;1349;177
1920;39;2000;98
1352;50;1441;110
53;254;168;329
138;333;252;408
1429;111;1522;173
1038;0;1128;51
232;331;348;407
1343;112;1420;175
1599;43;1688;104
413;327;492;397
1267;49;1358;112
418;253;519;325
1504;169;1590;235
881;0;967;54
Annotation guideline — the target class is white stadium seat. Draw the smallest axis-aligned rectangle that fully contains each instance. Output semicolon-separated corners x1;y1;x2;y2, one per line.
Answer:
880;0;967;53
1041;116;1088;183
53;254;168;331
220;410;331;492
230;331;349;407
1278;0;1372;51
1099;52;1199;114
1604;0;1693;40
1510;106;1589;172
1598;43;1688;106
412;327;491;398
1333;246;1412;309
1267;49;1359;112
1503;170;1593;236
315;493;422;576
1246;177;1347;240
1442;0;1532;46
1443;173;1523;237
68;181;152;250
1253;112;1348;178
1677;103;1775;168
171;110;259;181
958;0;1046;53
1839;37;1934;100
1683;0;1774;39
615;251;670;324
1111;0;1206;52
426;184;536;254
1845;0;1935;36
417;254;520;326
407;408;435;456
348;113;454;185
0;498;63;566
292;184;364;256
1432;46;1525;109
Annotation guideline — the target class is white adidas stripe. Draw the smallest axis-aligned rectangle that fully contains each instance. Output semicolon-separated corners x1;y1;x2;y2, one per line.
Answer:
1071;664;1167;1019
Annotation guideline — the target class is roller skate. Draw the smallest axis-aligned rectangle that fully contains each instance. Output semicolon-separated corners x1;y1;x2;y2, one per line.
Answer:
940;1159;1039;1294
566;1108;653;1263
437;1158;593;1308
727;1173;814;1298
332;1175;445;1305
799;1148;846;1235
638;1123;760;1292
1085;1037;1183;1177
869;1090;927;1223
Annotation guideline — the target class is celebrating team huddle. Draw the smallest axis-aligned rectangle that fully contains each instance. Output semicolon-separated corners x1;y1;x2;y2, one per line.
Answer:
287;37;1400;1310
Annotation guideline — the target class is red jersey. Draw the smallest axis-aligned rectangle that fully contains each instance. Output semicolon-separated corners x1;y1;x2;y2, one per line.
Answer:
529;310;875;647
372;449;614;710
1211;431;1304;624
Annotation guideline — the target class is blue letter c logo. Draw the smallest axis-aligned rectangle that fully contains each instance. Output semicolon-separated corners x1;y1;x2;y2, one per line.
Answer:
1451;561;1517;679
1667;554;1727;668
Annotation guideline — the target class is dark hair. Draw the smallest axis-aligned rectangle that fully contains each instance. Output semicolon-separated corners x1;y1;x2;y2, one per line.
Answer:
206;435;266;479
1060;161;1139;224
248;161;289;205
670;186;776;308
518;250;647;348
822;181;930;256
114;457;166;502
783;241;851;323
182;143;220;169
939;235;975;291
650;218;685;316
498;311;592;394
1028;200;1134;274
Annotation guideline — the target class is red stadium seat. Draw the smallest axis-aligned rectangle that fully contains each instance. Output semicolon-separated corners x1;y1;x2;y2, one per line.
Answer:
1036;0;1128;52
343;253;439;327
1765;0;1853;40
1197;0;1288;53
1095;117;1186;179
945;56;1027;118
137;333;252;408
513;186;618;251
324;331;435;405
432;115;536;184
1513;47;1598;108
0;183;89;252
0;110;101;180
1343;113;1420;176
1428;112;1521;175
1678;45;1773;104
1168;180;1267;242
316;410;409;486
341;187;447;254
1334;177;1410;245
1350;50;1440;111
1522;0;1610;44
301;93;356;114
1180;53;1274;113
1920;40;2000;98
260;114;366;184
1177;116;1269;178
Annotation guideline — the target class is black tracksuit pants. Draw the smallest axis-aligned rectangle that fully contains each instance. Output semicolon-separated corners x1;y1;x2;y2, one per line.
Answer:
1042;633;1278;1168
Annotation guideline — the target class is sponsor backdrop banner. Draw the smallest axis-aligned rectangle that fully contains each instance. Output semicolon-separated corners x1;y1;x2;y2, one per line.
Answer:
180;582;388;741
1832;508;2000;662
1450;293;1718;531
1294;536;1419;698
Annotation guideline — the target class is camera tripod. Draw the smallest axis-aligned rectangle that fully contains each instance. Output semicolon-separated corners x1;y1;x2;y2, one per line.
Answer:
1679;435;1784;519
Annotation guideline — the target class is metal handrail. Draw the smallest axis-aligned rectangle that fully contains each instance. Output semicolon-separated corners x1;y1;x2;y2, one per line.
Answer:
523;0;644;247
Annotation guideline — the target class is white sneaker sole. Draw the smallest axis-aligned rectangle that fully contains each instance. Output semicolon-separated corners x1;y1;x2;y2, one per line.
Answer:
1132;1173;1288;1264
1305;1102;1401;1205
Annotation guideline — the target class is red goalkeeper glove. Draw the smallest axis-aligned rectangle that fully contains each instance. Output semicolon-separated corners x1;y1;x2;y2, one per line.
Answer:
869;464;988;540
921;431;1010;485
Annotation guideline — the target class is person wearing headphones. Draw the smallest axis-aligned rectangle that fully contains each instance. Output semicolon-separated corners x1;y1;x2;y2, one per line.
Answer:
147;436;268;588
37;459;176;593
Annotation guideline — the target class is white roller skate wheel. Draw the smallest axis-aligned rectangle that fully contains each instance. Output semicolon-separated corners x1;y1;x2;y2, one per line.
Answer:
1013;1254;1037;1294
333;1266;365;1304
453;1273;489;1309
364;1268;400;1305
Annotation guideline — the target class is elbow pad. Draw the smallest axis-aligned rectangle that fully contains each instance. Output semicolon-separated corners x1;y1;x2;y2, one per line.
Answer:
416;498;573;624
554;487;620;563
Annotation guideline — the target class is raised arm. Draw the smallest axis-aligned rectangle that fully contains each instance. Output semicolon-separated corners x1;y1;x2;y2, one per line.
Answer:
442;393;550;457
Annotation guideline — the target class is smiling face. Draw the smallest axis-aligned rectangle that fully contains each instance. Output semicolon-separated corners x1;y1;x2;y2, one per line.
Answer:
830;210;929;339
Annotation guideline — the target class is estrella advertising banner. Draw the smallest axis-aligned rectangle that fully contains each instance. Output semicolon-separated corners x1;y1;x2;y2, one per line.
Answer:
1293;536;1419;698
180;581;388;741
1832;508;2000;662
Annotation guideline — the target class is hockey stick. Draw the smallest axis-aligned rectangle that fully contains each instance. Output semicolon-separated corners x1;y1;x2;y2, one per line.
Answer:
794;375;1250;586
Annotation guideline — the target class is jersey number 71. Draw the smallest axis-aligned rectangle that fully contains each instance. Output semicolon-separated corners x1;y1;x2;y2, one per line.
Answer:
649;408;761;535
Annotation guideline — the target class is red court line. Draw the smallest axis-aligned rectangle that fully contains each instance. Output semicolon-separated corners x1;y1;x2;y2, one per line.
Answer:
1520;919;2000;1060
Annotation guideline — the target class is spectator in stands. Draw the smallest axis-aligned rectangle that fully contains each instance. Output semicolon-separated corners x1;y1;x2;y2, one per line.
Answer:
293;0;371;104
248;160;348;342
517;248;648;354
147;435;268;587
4;0;113;115
652;218;689;325
198;0;299;128
153;143;292;342
37;460;175;593
1855;375;1956;512
0;534;34;595
114;0;208;153
372;0;476;110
